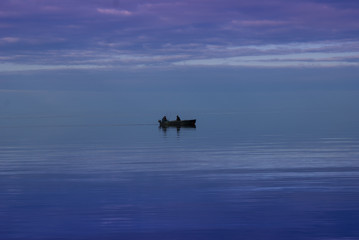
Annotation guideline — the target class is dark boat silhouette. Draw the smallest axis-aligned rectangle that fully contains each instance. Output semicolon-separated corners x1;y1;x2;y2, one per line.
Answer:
158;119;196;128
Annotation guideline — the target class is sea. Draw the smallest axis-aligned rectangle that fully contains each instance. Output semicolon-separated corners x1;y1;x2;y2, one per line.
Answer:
1;111;359;240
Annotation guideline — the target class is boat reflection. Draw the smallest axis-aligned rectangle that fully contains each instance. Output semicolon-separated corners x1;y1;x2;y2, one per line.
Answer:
159;125;196;134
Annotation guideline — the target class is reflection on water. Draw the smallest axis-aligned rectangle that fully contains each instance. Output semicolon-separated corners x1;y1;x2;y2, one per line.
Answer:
1;122;359;239
159;125;196;137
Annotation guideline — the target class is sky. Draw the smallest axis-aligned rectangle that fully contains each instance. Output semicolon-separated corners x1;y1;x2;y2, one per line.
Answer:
1;0;359;126
1;0;359;70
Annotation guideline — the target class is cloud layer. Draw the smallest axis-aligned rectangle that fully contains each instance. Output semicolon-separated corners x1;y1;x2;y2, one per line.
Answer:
1;0;359;71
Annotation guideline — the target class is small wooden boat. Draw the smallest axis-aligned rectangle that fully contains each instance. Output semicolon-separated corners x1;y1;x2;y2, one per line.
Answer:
158;119;196;128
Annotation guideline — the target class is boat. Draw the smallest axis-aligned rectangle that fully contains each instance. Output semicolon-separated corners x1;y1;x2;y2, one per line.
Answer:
158;119;196;128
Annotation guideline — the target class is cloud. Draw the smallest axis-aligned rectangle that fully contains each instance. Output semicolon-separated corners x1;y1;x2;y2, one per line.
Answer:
0;37;19;44
1;40;358;71
40;5;62;12
0;63;106;72
97;8;133;16
1;0;359;70
0;10;18;17
174;56;359;68
231;20;287;27
173;41;359;68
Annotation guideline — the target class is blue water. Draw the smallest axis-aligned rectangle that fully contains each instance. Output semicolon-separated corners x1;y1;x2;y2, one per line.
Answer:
1;113;359;239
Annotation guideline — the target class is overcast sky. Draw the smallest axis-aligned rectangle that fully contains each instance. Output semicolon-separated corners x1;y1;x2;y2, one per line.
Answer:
1;0;359;71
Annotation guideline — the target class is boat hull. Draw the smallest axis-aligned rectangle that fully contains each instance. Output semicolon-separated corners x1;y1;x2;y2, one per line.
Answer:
158;119;196;128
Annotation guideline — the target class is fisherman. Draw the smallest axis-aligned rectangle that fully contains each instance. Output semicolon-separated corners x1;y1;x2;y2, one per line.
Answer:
162;116;168;122
176;115;181;121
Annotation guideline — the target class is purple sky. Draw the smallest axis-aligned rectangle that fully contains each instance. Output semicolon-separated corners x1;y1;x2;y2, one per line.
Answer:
1;0;359;71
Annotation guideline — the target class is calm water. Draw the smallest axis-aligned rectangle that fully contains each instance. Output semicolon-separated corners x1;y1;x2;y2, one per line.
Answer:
1;113;359;240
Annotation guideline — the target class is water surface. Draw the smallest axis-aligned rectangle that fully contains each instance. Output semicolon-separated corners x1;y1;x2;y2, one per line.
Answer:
1;113;359;239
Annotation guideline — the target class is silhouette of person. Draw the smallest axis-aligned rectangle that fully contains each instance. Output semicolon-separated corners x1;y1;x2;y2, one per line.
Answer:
176;115;181;121
162;116;168;122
